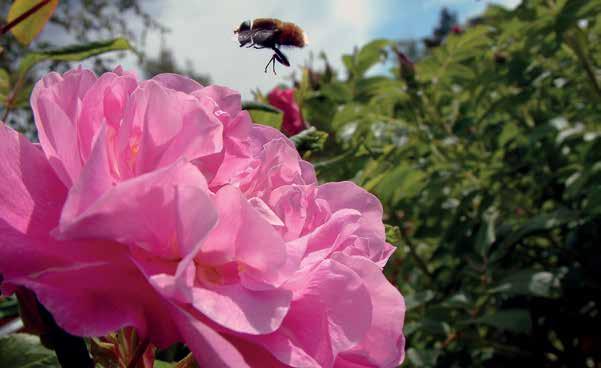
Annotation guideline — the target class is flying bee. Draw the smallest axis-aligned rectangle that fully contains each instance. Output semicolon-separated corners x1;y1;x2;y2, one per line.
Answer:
234;18;308;75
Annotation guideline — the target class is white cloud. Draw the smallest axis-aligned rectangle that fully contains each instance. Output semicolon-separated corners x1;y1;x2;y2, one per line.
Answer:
424;0;521;11
498;0;521;8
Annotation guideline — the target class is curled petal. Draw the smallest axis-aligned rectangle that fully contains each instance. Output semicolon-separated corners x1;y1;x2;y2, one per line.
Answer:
332;253;406;367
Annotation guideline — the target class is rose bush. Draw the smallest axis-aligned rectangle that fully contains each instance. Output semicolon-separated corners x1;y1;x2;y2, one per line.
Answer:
0;67;405;367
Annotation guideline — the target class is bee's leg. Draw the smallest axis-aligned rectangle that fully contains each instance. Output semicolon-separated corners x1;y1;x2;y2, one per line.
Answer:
245;42;256;48
273;48;290;67
264;54;276;73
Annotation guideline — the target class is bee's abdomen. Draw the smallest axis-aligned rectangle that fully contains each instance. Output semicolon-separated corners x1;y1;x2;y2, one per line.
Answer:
278;22;307;48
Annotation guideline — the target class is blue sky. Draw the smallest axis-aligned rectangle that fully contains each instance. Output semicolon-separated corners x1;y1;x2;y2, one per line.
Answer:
124;0;520;97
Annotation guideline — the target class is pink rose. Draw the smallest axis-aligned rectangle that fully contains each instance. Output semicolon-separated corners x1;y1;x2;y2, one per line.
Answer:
0;67;405;367
268;87;307;137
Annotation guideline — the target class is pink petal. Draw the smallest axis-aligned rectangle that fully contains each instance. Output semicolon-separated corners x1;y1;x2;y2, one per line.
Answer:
268;184;330;241
0;125;67;279
116;80;223;177
32;92;81;186
153;73;204;93
248;259;372;368
192;85;241;118
30;68;98;185
227;335;291;367
12;255;178;347
169;305;252;368
296;209;362;272
187;283;292;334
0;126;175;345
57;160;211;260
200;185;288;287
318;182;385;241
332;253;406;368
155;101;223;169
78;72;137;161
318;182;394;265
60;125;115;223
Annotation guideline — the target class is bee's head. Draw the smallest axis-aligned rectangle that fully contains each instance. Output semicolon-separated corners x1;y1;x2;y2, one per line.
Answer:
234;20;251;34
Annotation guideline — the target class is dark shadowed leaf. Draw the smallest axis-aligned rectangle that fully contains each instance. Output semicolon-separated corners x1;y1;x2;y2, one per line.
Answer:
407;348;440;367
490;270;559;298
0;333;60;367
473;309;532;334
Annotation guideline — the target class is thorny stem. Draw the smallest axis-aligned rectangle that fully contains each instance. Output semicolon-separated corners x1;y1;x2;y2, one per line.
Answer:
0;0;52;35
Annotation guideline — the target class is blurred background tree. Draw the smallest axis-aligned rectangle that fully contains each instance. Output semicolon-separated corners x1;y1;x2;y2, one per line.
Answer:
141;45;210;85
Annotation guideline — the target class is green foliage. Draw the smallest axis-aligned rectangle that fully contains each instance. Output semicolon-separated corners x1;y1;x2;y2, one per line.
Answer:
0;333;60;368
247;109;283;130
290;127;329;155
0;296;19;319
291;0;601;366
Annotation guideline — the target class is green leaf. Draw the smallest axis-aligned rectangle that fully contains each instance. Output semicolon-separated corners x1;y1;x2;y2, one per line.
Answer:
7;0;59;46
0;297;19;319
490;270;558;298
343;39;390;78
405;290;435;310
16;38;133;83
320;82;353;103
241;101;282;114
497;209;577;251
355;39;391;77
289;127;328;153
407;348;440;367
443;293;471;308
248;110;283;130
0;333;60;368
473;309;532;334
384;224;402;245
154;361;174;368
498;122;520;147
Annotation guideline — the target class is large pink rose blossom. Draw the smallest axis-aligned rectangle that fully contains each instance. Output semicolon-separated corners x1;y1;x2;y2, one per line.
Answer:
268;87;307;137
0;67;405;367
